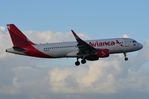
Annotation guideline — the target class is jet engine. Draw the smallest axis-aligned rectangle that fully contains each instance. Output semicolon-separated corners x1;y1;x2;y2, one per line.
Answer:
96;49;110;58
85;49;110;61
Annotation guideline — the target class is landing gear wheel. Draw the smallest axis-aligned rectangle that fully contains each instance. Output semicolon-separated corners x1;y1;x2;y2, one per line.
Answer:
75;61;80;66
125;57;128;61
81;59;86;64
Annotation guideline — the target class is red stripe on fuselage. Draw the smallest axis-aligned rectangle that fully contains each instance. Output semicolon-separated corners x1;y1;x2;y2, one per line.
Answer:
22;45;52;58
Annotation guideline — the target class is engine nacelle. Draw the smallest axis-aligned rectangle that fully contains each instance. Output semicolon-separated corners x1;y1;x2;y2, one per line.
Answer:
96;49;110;58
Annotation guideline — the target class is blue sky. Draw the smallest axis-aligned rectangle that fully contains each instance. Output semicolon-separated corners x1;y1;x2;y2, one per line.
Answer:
1;0;149;42
0;0;149;99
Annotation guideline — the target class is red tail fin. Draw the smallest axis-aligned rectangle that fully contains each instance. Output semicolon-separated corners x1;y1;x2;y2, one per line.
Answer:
7;24;35;47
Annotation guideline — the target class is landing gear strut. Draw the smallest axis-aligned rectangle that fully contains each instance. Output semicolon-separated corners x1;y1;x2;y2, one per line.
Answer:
124;53;128;61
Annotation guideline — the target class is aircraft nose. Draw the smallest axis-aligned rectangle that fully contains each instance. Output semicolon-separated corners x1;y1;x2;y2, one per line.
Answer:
138;43;143;50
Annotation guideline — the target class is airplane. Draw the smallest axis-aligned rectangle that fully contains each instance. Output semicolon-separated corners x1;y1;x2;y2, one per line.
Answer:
6;24;143;66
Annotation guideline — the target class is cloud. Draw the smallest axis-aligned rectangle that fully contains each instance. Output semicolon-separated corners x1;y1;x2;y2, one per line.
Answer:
0;26;5;32
0;29;149;99
47;46;149;94
25;30;88;44
122;34;129;38
0;30;11;58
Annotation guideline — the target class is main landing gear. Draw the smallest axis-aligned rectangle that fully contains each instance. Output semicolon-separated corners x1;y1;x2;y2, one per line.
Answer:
124;53;128;61
81;59;86;64
75;58;86;66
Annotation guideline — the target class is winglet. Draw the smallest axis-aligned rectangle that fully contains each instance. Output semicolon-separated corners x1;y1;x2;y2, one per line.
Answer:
71;30;78;38
71;30;82;41
71;30;96;52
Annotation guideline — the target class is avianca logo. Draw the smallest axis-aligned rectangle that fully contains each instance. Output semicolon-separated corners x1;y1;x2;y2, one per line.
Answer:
89;40;123;47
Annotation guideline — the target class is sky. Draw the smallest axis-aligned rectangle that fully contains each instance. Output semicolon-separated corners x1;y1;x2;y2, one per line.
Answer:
0;0;149;99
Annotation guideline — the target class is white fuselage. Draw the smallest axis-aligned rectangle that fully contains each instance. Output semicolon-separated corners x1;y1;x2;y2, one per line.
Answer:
30;38;142;58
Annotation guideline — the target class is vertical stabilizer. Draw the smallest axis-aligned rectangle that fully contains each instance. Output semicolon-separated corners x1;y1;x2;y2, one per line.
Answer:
7;24;34;47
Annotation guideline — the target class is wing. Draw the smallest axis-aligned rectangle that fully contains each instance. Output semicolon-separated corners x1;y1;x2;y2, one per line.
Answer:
71;30;97;56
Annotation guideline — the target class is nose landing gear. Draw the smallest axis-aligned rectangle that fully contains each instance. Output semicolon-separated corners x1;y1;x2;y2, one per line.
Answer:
124;53;128;61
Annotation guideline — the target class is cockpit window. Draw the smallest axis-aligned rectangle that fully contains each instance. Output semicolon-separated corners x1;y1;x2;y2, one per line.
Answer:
133;40;137;43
